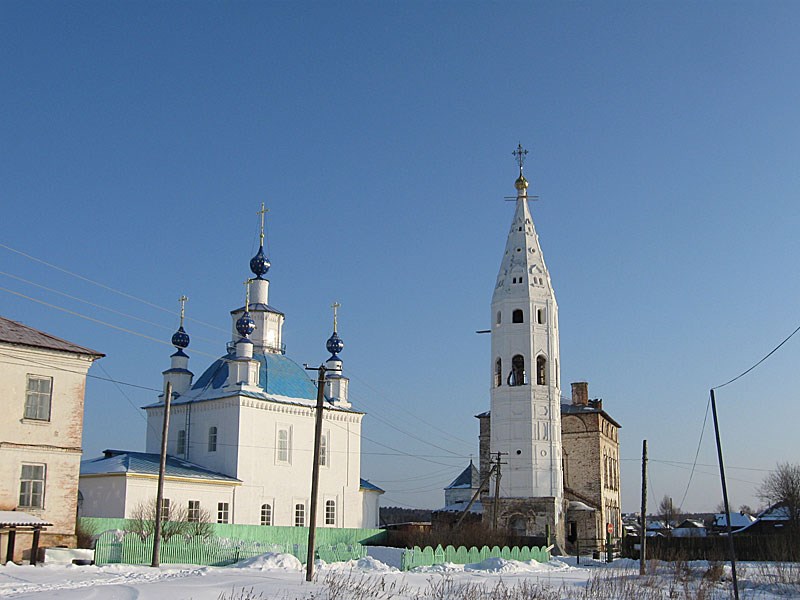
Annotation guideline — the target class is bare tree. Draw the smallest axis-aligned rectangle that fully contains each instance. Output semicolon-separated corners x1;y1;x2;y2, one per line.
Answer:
658;495;680;530
757;462;800;531
127;498;205;541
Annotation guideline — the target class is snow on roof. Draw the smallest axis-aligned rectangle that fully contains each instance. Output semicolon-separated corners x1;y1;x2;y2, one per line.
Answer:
80;450;240;483
0;511;52;527
713;512;756;528
445;462;480;490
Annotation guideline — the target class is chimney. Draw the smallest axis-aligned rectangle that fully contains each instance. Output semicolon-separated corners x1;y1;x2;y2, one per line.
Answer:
571;382;589;406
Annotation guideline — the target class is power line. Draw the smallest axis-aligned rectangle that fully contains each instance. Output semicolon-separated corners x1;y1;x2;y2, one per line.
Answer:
678;396;711;509
713;322;800;390
0;241;229;333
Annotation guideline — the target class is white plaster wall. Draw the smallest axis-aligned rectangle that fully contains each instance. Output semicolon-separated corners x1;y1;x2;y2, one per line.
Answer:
0;343;96;536
79;474;237;520
361;491;381;529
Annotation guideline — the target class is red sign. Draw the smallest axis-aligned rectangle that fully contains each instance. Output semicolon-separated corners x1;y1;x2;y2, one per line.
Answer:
606;523;614;534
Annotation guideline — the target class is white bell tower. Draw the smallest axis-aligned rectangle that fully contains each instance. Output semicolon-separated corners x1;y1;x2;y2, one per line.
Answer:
489;144;563;505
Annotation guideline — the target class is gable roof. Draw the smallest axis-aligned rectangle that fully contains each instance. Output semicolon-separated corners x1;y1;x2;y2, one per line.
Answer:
80;450;240;483
0;316;103;357
359;479;384;493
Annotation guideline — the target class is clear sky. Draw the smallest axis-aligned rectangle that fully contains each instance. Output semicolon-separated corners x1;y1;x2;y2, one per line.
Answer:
2;1;799;515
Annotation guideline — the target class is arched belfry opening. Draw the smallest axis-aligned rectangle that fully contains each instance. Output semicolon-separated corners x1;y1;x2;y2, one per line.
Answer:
495;358;502;387
536;355;547;386
508;354;526;386
512;309;524;323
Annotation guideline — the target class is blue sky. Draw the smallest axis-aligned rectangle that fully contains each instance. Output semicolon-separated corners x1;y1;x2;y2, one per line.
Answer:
2;1;800;514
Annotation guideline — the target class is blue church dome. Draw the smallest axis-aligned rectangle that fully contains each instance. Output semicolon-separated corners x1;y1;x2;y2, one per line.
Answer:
326;331;344;359
191;352;317;400
235;312;256;337
171;325;190;349
250;246;270;278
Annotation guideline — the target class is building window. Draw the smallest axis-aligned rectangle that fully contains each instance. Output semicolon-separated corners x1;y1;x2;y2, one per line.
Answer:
24;375;52;421
319;432;328;466
188;500;200;522
512;309;524;323
325;500;336;525
277;428;290;463
494;358;502;387
496;311;501;325
508;354;526;386
536;355;547;385
208;427;217;452
261;503;272;526
19;464;45;508
160;498;171;521
217;502;229;524
537;308;545;324
295;503;305;527
177;429;186;455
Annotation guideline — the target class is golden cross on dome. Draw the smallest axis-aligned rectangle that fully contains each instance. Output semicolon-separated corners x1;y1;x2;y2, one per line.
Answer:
513;143;529;174
257;202;269;246
178;295;188;327
331;301;341;332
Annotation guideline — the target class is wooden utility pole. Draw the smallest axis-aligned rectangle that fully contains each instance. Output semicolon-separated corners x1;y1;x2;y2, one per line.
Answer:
711;389;739;600
455;465;495;529
305;366;328;582
492;452;506;529
151;381;172;568
639;439;647;576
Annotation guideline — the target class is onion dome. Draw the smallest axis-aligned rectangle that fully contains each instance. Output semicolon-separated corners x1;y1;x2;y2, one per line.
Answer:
515;175;529;191
236;312;256;337
171;325;190;349
326;331;344;359
250;246;270;278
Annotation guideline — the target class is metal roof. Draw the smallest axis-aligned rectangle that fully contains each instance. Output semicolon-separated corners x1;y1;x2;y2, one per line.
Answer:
191;351;318;400
80;450;240;483
359;479;384;493
0;511;52;527
0;316;103;357
445;462;480;490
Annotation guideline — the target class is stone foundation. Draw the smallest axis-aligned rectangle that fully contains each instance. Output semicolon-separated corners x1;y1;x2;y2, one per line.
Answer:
481;496;565;552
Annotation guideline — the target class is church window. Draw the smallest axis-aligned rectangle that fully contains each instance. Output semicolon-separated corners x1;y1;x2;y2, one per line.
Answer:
508;354;526;386
188;500;200;522
295;503;305;527
537;308;545;324
177;429;186;455
217;502;229;524
261;503;272;526
496;311;501;325
277;428;291;463
512;309;523;323
160;498;170;521
536;355;547;385
518;227;523;231
208;427;218;452
319;432;328;466
495;358;502;387
325;500;336;525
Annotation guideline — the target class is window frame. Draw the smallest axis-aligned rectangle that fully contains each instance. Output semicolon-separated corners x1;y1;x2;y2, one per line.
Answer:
177;429;186;456
261;503;272;526
19;463;46;509
24;375;53;421
294;502;305;527
277;426;291;464
188;500;200;522
208;426;218;452
325;499;336;526
217;502;229;524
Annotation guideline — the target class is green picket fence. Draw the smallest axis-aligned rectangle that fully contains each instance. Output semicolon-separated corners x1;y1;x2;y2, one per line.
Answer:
400;544;551;571
94;531;366;567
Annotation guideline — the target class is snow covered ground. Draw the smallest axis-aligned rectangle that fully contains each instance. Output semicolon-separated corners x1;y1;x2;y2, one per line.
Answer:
1;548;798;599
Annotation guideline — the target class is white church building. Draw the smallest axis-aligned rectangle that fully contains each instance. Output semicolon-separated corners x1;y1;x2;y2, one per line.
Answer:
80;210;382;529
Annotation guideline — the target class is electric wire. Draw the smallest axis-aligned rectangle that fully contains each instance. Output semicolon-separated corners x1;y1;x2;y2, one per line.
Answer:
0;241;229;333
0;270;223;346
678;395;711;510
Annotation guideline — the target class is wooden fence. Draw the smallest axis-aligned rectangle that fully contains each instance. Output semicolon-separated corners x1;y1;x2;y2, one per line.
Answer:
94;532;366;566
400;544;551;571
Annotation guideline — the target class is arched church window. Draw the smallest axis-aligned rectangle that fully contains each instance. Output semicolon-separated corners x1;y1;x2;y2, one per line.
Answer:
508;355;526;386
536;355;546;385
496;311;501;325
261;503;272;526
537;308;545;324
512;309;524;323
495;358;502;387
